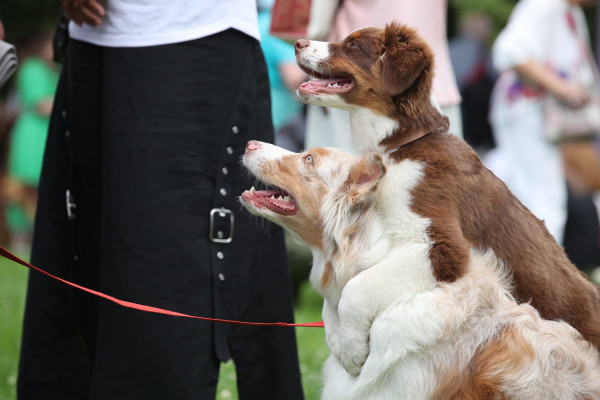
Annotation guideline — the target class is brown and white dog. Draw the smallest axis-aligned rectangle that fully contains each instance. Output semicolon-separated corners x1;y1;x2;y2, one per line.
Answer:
240;141;600;399
294;22;600;350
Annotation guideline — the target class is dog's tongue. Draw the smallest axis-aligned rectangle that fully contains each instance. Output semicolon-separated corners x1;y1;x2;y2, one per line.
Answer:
241;187;298;216
299;77;354;94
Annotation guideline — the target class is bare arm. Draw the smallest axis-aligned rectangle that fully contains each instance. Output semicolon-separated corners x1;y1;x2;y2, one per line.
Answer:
514;60;589;107
36;99;54;116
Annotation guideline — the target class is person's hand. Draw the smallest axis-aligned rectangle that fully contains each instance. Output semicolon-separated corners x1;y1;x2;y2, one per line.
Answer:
0;18;5;40
552;81;590;108
62;0;106;27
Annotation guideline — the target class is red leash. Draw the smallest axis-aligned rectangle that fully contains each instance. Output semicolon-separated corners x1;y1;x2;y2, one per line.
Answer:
0;245;324;328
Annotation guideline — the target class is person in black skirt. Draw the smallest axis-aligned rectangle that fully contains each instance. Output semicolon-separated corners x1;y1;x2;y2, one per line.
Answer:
16;1;304;399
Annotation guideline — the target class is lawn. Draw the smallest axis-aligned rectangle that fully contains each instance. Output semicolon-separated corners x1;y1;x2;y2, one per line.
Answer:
216;282;328;400
0;253;28;400
0;252;329;400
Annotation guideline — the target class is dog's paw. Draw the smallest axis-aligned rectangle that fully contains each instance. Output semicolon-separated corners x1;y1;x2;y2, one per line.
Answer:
340;342;369;377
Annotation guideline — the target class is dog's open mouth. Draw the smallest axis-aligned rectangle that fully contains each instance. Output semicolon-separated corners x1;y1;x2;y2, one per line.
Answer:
298;68;354;95
241;186;298;216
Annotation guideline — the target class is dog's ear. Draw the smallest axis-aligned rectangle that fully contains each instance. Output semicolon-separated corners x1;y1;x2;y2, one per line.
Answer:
380;23;431;96
346;152;386;204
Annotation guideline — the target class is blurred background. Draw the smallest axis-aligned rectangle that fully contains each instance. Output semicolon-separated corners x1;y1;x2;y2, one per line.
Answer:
0;0;599;399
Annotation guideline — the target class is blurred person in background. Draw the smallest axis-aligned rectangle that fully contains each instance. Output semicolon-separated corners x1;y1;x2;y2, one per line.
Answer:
258;0;306;153
4;29;57;252
0;16;18;245
16;0;303;399
303;0;462;152
486;0;600;267
450;12;497;154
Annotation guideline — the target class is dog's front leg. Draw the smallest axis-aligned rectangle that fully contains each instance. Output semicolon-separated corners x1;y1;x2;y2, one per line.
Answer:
337;292;372;377
336;254;424;377
337;267;400;377
322;298;341;360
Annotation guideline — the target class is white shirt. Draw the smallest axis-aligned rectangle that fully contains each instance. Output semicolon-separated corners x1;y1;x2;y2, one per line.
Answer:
69;0;261;47
490;0;594;125
493;0;593;88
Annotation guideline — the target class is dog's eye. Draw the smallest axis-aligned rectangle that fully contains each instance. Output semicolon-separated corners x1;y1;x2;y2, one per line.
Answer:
305;154;313;164
351;42;359;48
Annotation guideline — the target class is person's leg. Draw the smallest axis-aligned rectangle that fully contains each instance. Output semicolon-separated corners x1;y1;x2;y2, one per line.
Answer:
87;36;232;399
17;38;101;400
563;185;600;272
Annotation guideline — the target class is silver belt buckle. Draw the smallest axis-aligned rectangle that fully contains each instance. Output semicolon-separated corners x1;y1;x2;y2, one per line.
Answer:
209;208;234;243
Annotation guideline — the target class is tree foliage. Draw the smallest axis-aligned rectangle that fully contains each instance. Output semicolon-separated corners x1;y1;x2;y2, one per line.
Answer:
449;0;517;38
0;0;61;45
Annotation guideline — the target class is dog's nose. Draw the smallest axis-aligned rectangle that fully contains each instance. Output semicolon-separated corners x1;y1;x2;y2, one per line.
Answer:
295;39;310;52
246;141;260;152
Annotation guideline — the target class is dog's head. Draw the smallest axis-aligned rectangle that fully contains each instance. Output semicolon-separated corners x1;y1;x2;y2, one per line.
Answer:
241;140;355;249
241;140;392;290
295;22;448;151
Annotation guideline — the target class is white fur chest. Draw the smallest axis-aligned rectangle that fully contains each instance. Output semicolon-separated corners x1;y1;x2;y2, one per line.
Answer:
349;108;399;153
378;157;432;246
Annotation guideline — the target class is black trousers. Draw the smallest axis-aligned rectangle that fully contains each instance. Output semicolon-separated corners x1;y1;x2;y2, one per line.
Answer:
18;29;303;400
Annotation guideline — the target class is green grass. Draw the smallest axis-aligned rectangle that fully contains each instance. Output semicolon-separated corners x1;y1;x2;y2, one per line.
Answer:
216;282;328;400
0;254;28;400
0;253;329;400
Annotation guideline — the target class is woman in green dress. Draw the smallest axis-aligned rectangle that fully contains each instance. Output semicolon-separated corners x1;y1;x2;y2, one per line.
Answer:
6;31;58;243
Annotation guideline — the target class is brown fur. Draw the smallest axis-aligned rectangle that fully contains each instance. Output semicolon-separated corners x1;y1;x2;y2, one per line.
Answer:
303;22;600;349
475;328;536;387
392;130;600;349
321;261;334;288
380;23;449;149
261;153;328;249
345;153;386;205
432;327;534;400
